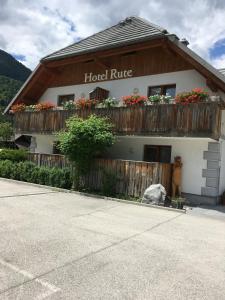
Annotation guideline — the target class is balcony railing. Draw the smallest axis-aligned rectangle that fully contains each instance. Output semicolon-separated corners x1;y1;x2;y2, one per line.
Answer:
13;102;223;139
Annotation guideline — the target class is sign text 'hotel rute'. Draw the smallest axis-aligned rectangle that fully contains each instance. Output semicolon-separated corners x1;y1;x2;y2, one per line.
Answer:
84;69;133;83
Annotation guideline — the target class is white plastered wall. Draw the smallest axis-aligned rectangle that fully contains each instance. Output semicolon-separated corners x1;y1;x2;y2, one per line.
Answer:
27;134;211;196
219;110;225;195
38;69;217;104
106;136;211;195
32;134;56;154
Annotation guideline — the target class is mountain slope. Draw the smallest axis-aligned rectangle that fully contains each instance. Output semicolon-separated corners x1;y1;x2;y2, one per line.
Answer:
0;49;31;108
0;49;31;81
0;75;23;107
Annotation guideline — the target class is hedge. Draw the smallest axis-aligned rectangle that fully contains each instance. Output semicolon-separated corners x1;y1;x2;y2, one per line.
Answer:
0;160;72;189
0;149;28;162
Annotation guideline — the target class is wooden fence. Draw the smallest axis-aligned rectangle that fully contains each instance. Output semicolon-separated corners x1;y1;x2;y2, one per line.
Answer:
28;153;172;197
14;102;222;139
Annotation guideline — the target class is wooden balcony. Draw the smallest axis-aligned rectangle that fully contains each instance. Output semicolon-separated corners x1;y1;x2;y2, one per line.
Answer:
13;102;223;139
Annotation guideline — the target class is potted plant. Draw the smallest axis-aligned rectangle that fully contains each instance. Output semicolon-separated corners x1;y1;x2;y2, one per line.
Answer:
175;88;208;104
148;94;161;104
25;105;36;112
171;197;185;209
102;97;119;108
76;98;98;109
161;95;174;104
35;102;55;111
10;103;26;113
122;95;147;106
62;100;76;110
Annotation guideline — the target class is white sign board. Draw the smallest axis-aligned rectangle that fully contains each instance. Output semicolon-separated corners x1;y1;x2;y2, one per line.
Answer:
84;68;133;83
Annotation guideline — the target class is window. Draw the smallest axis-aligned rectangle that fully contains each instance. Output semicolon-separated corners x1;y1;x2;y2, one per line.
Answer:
58;94;75;106
148;84;176;98
143;145;171;163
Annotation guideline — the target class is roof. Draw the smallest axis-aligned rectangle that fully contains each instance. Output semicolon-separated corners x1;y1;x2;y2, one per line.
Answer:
219;68;225;76
42;16;168;61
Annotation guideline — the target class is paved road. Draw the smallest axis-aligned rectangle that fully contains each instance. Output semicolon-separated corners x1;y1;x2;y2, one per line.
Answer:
0;179;225;300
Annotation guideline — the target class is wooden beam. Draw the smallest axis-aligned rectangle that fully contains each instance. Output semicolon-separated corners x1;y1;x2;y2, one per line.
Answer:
94;57;110;69
206;78;218;92
162;41;177;57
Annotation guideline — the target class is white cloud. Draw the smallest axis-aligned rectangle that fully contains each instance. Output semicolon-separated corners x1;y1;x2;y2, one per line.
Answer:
0;0;225;70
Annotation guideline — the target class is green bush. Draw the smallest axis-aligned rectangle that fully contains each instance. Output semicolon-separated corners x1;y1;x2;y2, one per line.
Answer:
0;148;28;162
0;160;72;189
102;169;117;197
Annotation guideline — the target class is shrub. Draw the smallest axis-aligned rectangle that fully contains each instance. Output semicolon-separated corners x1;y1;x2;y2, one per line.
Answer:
0;149;27;162
58;115;115;189
102;169;117;197
0;160;72;189
0;122;14;141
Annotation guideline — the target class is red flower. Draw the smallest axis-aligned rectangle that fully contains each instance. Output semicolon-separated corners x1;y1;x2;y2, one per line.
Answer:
10;103;26;113
76;98;98;109
122;95;147;106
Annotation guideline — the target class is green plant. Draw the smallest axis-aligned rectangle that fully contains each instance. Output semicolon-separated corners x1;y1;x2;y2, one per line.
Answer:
171;197;185;209
25;105;36;112
0;148;27;162
62;100;76;110
57;115;115;189
161;95;173;103
148;95;173;104
0;122;13;141
0;160;72;189
149;94;161;103
102;169;117;197
102;97;119;108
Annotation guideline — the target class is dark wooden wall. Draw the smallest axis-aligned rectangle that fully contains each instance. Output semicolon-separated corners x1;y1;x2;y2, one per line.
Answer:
50;47;192;87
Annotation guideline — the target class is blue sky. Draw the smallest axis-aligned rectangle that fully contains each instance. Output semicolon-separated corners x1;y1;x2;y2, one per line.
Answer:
210;39;225;59
1;0;225;70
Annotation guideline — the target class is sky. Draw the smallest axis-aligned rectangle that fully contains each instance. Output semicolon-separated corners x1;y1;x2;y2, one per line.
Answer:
1;0;225;70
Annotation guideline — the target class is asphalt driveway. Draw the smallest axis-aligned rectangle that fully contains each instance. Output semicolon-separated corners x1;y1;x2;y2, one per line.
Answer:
0;179;225;300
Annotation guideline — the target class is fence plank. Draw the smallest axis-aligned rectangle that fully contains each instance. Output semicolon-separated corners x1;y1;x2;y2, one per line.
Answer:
28;153;172;198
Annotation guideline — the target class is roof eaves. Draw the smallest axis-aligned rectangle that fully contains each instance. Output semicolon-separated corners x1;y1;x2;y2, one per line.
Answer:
168;35;225;85
3;64;41;114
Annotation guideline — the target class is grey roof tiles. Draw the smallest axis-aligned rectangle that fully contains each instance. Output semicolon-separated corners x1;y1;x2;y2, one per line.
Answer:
42;16;168;61
219;68;225;76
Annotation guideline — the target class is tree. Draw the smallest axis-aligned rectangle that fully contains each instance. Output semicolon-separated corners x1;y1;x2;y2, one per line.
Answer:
0;122;13;142
58;115;115;189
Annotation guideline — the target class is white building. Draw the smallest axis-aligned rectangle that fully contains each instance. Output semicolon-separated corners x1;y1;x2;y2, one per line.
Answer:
6;17;225;205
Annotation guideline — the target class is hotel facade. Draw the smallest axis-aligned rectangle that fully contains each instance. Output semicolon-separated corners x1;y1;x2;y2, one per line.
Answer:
6;17;225;204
